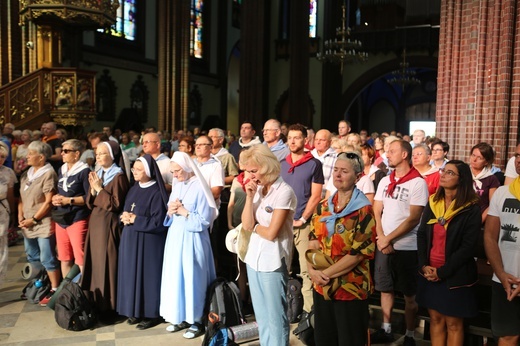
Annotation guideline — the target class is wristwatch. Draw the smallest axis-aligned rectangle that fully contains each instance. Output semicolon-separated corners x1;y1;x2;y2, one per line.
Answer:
70;197;75;205
32;216;41;224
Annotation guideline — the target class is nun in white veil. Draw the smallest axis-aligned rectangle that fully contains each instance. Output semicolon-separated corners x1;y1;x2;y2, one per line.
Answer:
160;151;218;339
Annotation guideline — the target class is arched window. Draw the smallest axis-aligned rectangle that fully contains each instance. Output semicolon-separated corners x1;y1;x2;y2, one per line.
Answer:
98;0;136;41
309;0;317;38
190;0;204;59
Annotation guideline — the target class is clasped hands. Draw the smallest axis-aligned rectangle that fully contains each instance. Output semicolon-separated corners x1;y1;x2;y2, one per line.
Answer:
120;211;136;225
499;272;520;301
376;234;394;254
167;198;187;217
88;172;103;194
308;266;330;287
422;265;440;282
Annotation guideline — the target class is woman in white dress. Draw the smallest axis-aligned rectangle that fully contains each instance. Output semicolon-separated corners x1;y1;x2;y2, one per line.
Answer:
160;151;218;339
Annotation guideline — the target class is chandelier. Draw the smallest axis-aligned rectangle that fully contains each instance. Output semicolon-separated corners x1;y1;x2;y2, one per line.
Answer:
387;49;420;90
316;3;368;74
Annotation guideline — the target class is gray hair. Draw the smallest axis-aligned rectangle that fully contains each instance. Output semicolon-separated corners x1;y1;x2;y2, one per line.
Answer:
62;139;85;153
413;143;431;155
336;151;364;174
22;129;33;138
209;128;225;138
28;141;53;159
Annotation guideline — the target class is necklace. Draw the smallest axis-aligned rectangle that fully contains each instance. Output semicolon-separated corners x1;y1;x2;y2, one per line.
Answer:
178;179;193;203
335;195;352;211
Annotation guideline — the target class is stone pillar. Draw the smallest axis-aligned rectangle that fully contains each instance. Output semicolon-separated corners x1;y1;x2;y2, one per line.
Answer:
288;0;310;127
157;0;190;133
238;0;270;131
436;0;520;167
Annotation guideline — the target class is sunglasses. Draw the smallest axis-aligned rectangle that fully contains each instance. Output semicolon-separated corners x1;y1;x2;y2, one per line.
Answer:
62;149;78;154
337;151;362;167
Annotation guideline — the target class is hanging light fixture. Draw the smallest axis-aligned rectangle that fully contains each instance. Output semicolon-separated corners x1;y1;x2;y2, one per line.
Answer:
316;1;368;74
387;49;421;90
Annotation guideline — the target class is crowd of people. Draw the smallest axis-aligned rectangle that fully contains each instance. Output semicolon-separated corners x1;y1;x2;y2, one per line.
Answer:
1;119;519;346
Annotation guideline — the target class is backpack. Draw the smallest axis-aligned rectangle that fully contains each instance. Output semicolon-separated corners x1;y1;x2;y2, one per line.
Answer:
202;278;245;346
287;277;303;323
22;270;51;304
204;277;245;327
54;281;97;331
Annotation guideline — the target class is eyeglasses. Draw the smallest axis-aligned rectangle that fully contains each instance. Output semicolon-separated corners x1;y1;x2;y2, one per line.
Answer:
142;140;158;144
337;152;362;167
195;143;212;147
262;128;278;132
62;149;77;154
439;168;459;176
95;152;109;157
130;168;143;173
432;149;444;152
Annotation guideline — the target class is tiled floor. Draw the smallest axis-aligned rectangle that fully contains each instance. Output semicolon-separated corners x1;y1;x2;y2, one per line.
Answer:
1;239;431;345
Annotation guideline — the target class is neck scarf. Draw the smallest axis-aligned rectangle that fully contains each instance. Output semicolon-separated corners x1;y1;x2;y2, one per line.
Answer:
266;139;287;153
59;161;89;192
285;151;314;173
97;163;123;186
319;188;371;237
236;172;250;192
42;134;58;143
509;176;520;201
427;194;475;228
386;166;423;197
25;163;53;191
472;166;493;190
214;147;229;157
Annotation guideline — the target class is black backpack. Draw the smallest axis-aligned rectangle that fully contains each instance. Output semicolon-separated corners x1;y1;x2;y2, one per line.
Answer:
22;270;51;304
293;309;315;346
287;277;303;323
204;277;245;327
202;278;245;346
54;281;97;331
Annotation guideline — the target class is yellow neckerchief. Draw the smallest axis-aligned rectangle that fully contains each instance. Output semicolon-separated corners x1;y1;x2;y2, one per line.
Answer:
427;194;474;227
509;176;520;201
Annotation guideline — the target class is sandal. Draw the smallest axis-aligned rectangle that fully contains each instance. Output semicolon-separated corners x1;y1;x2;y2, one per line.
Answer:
166;321;190;333
183;323;204;339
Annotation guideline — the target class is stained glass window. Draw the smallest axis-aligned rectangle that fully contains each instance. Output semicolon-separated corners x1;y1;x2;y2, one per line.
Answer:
98;0;136;41
190;0;204;59
309;0;317;38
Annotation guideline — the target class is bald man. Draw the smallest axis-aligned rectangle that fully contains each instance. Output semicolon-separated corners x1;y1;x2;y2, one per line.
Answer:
311;129;337;197
142;132;173;193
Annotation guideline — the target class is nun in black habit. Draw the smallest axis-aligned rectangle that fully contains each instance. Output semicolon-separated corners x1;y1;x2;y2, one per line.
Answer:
116;154;169;329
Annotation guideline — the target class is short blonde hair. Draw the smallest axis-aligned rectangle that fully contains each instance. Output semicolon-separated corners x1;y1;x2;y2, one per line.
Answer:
239;144;280;185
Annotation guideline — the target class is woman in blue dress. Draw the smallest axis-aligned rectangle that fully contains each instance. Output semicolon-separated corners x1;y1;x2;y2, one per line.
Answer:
160;151;218;339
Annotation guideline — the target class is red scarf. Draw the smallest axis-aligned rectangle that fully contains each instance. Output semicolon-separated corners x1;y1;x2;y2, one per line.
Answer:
236;172;250;192
286;152;314;173
386;166;423;197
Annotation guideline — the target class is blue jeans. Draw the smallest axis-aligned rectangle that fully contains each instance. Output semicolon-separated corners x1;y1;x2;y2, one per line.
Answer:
24;235;59;271
246;262;289;346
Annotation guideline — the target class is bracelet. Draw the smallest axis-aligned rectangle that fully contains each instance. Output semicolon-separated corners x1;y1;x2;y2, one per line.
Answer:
299;217;307;224
32;216;41;224
253;224;259;233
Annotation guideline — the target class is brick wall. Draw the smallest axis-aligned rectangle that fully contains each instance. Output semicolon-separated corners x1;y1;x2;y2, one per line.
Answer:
436;0;520;168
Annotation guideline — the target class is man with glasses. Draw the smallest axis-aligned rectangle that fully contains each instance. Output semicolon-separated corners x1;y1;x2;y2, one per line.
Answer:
209;128;239;186
194;136;225;204
142;132;172;193
229;121;262;162
372;139;428;346
281;123;324;317
262;119;289;162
